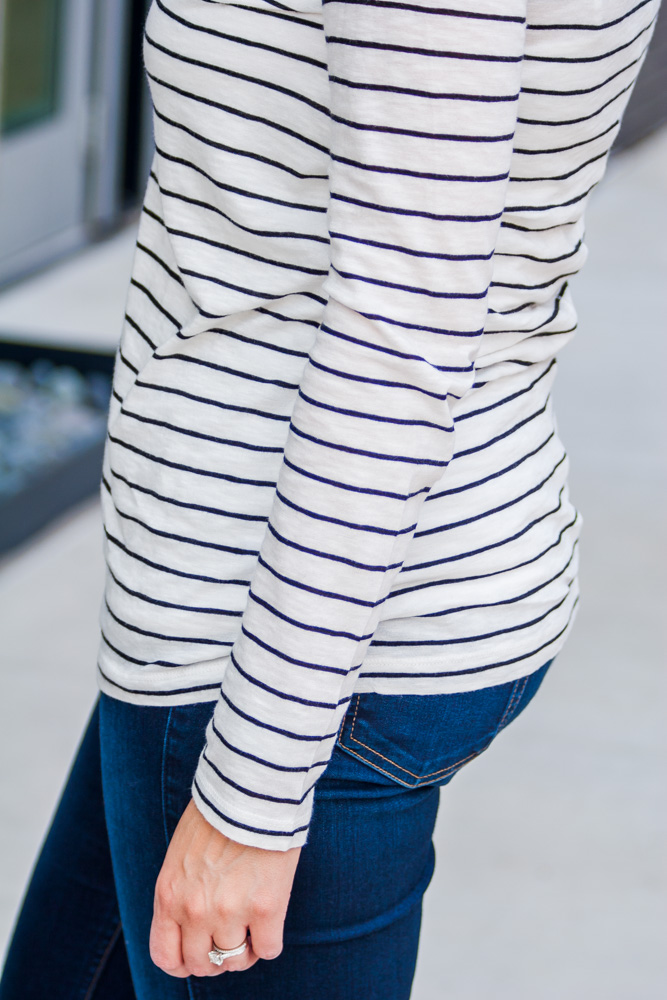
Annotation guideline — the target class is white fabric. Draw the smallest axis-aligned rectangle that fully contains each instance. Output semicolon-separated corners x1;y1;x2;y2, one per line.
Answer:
96;0;659;847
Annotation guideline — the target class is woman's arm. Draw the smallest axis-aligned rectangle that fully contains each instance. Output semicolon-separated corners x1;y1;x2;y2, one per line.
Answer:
152;2;527;969
191;0;528;850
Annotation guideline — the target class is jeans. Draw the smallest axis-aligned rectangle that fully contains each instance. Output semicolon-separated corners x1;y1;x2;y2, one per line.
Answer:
0;658;553;1000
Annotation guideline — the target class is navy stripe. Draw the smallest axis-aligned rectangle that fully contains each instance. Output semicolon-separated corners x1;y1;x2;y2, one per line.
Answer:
161;224;328;277
331;189;505;222
524;20;655;64
238;624;355;677
193;777;310;838
323;1;526;24
107;431;279;489
104;597;232;646
144;29;330;116
118;405;286;453
329;264;489;300
296;385;454;431
329;75;520;102
325;36;524;64
217;685;342;742
528;0;652;31
209;717;327;773
136;237;184;286
155;142;328;213
330;125;514;148
129;377;294;420
420;453;567;536
105;529;251;585
394;514;579;595
513;120;619;155
104;492;262;555
287;419;450;468
200;750;312;806
329;229;493;262
106;565;239;617
148;351;299;390
155;0;326;65
365;609;577;671
151;104;328;181
106;468;268;523
230;651;350;709
264;516;406;572
98;661;220;696
245;586;375;643
304;353;464;401
155;180;329;244
392;544;578;625
407;489;568;570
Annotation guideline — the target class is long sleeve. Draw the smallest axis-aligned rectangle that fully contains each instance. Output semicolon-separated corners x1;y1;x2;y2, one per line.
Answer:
191;0;528;849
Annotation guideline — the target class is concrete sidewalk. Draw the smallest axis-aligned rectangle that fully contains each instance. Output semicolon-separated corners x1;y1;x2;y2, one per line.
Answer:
0;128;665;997
413;128;667;1000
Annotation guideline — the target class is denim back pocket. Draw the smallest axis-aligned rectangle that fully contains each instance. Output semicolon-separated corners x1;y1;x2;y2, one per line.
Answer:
336;659;553;788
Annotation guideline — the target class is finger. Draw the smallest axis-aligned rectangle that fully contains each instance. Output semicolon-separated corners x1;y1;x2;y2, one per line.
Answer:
238;935;260;972
181;923;234;978
210;929;258;973
247;908;286;963
149;911;189;978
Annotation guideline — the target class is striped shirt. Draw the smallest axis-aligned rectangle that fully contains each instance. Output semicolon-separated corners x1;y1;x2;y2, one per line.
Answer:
96;0;660;848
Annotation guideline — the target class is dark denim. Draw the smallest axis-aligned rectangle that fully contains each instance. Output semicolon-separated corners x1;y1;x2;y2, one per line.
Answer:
0;658;553;1000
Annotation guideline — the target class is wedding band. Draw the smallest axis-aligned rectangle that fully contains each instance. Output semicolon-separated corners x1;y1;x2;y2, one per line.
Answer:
208;938;248;966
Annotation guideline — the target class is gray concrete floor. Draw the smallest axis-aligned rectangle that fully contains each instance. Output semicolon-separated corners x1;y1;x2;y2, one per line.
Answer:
0;128;665;996
0;224;138;351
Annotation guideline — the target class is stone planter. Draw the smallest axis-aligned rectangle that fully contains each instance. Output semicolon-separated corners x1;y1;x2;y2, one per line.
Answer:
0;340;113;556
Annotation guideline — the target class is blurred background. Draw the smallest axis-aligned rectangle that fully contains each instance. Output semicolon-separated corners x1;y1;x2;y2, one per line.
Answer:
0;0;152;554
0;1;665;997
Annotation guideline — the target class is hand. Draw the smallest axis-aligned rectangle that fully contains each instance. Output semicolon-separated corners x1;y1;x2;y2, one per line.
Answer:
150;798;302;978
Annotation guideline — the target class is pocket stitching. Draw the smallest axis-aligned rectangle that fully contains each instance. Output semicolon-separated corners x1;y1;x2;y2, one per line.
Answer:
341;694;490;783
496;675;529;734
337;743;416;787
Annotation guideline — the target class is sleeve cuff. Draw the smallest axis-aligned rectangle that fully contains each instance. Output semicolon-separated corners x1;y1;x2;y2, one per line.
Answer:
191;758;315;851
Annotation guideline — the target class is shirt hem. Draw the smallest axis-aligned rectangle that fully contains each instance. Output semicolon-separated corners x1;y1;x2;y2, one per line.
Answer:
96;599;579;707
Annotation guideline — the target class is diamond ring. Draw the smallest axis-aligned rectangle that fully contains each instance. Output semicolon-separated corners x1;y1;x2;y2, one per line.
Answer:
208;938;248;966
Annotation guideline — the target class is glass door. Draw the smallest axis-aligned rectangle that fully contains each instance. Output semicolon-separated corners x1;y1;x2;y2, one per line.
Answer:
0;0;94;284
1;0;63;134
